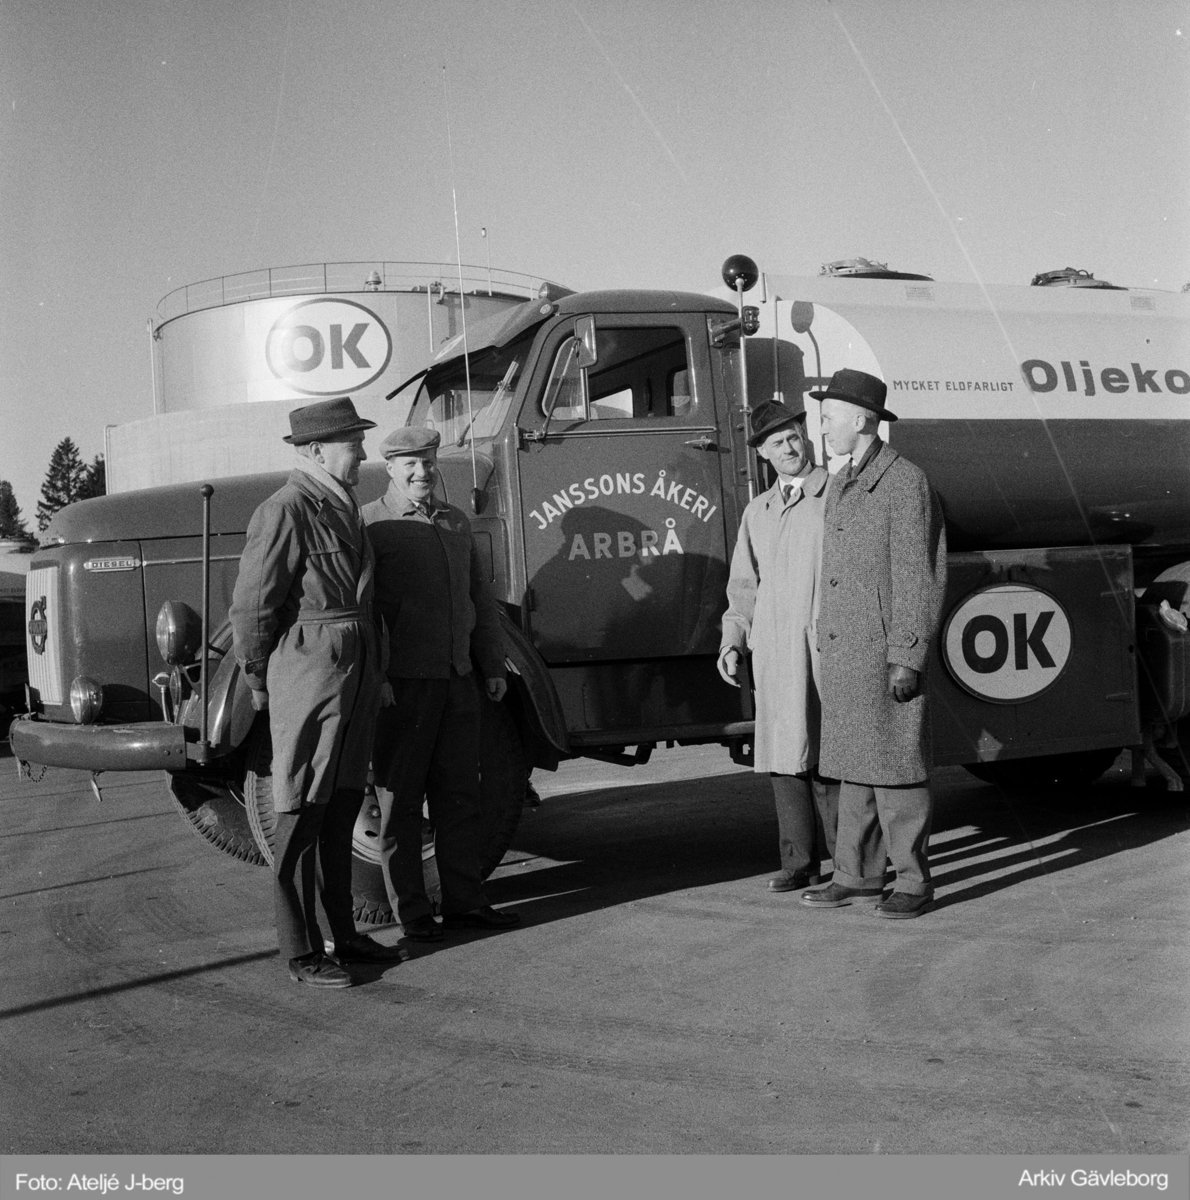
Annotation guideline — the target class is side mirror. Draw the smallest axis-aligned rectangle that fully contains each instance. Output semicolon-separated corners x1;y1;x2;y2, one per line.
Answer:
574;315;598;368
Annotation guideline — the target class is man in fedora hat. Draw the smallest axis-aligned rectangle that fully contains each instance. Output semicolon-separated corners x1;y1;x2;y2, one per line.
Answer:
362;425;519;943
230;397;406;987
801;369;947;919
719;397;855;894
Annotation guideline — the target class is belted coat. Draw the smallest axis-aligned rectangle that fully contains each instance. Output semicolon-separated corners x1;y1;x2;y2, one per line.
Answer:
720;468;829;774
230;469;384;812
816;443;947;786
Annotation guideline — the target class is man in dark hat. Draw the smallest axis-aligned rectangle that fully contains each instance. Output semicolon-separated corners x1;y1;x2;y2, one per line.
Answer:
363;426;519;942
801;369;947;918
230;397;406;987
719;397;853;893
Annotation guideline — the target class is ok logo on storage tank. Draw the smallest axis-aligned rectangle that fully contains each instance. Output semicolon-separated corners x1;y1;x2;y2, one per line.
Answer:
942;584;1072;702
265;298;392;396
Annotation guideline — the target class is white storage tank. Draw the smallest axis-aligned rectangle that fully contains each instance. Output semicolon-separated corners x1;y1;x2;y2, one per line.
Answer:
106;260;559;492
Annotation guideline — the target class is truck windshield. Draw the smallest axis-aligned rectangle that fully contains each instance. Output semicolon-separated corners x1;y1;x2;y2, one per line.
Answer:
408;333;533;446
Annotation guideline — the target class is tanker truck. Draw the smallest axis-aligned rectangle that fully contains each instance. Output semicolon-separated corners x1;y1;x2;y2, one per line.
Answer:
11;256;1190;924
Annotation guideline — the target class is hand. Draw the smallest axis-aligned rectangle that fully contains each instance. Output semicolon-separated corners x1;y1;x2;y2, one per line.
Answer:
717;648;741;687
379;681;394;708
887;664;920;703
486;677;508;703
249;688;269;712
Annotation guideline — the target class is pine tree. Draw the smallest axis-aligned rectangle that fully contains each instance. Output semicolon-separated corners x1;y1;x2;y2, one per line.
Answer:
0;480;29;540
36;437;87;531
77;455;106;500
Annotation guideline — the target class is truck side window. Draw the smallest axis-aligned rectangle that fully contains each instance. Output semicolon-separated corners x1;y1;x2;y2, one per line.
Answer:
540;326;692;422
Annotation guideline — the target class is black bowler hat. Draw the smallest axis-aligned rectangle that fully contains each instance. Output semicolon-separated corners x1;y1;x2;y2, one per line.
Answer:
809;368;898;421
283;397;377;445
747;398;807;447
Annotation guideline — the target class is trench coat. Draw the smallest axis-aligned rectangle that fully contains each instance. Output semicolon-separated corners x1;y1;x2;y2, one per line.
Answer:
816;443;946;786
720;467;829;774
230;470;384;812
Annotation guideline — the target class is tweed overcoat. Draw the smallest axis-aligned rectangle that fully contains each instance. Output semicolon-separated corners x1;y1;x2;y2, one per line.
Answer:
230;470;384;812
720;467;829;774
816;443;947;785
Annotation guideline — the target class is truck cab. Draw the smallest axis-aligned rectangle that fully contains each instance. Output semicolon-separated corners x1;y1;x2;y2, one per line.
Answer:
11;264;1190;922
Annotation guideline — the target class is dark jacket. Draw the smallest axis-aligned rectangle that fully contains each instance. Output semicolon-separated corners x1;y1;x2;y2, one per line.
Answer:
816;443;947;785
362;487;505;681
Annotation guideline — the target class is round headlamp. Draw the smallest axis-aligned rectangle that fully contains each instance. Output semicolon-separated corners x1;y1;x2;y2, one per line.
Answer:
69;676;104;725
156;601;202;665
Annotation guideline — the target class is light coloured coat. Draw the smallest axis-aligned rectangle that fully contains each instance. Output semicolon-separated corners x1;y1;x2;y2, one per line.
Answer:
816;443;947;785
720;467;829;774
230;470;384;812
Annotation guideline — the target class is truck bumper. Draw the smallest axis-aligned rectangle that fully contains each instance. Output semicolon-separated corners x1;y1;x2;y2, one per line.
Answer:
8;716;189;772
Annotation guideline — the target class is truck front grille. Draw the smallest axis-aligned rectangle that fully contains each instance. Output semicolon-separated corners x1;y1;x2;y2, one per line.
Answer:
25;566;63;705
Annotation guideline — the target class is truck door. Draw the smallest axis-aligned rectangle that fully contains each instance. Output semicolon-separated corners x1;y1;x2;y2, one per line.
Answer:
517;314;731;663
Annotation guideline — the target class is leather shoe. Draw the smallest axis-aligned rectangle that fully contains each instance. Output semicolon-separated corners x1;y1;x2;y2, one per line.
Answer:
768;870;821;892
874;891;934;919
441;905;521;931
288;953;353;988
336;934;411;964
401;915;444;942
800;882;885;908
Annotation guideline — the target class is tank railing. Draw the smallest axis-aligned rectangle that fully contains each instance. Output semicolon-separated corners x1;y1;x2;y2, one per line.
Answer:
157;260;558;324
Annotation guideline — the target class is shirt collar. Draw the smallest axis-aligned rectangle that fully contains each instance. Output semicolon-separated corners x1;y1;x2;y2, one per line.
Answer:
385;483;440;517
292;455;359;514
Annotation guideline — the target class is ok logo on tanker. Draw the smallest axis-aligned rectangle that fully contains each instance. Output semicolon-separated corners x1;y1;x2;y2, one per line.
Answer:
942;584;1072;702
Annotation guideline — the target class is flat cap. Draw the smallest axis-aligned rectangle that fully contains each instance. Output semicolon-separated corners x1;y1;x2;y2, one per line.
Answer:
380;425;441;457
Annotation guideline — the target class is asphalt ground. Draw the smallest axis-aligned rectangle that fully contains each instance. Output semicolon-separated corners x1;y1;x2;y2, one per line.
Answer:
1;740;1187;1156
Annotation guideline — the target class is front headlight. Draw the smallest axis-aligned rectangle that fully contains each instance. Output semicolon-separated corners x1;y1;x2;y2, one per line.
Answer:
69;676;104;724
156;601;202;665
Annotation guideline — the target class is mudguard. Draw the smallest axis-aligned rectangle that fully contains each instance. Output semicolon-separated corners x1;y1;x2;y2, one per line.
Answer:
498;608;569;768
179;622;256;757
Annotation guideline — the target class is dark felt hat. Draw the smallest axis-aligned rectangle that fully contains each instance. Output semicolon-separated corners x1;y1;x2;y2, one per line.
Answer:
283;397;376;445
380;425;442;457
809;368;898;421
747;398;807;447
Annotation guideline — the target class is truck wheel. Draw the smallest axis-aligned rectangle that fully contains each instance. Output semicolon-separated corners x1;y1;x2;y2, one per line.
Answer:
350;698;527;924
237;721;442;928
166;772;268;866
965;747;1121;790
476;695;529;877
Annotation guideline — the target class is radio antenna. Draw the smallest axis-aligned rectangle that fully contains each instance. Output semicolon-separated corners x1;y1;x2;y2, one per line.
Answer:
441;65;482;514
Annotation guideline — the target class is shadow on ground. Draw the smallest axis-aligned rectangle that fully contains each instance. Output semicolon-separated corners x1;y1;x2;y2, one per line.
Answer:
477;764;1190;929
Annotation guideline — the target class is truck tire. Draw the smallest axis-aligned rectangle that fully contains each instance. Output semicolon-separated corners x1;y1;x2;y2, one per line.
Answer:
351;697;528;924
476;695;529;877
166;772;268;866
237;699;527;926
235;721;428;925
964;747;1120;790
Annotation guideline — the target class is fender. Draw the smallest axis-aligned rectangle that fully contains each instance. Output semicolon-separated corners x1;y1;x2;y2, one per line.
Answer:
179;622;256;757
498;608;569;768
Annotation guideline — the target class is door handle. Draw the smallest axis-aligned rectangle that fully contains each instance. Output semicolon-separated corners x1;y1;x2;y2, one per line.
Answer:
684;436;718;451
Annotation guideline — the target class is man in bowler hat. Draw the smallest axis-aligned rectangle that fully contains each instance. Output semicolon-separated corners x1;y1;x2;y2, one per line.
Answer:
719;397;859;893
230;397;406;987
363;426;519;941
801;369;947;918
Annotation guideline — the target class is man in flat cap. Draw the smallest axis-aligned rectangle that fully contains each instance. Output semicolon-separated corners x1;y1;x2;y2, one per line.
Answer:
719;398;854;893
363;426;519;942
801;369;947;918
230;397;405;988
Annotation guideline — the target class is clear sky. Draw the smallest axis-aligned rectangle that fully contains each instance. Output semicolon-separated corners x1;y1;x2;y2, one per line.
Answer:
2;0;1187;526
